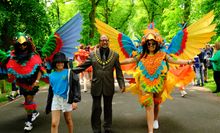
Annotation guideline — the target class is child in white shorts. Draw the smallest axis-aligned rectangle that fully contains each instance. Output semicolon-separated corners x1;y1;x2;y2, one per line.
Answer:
52;95;73;112
48;52;79;133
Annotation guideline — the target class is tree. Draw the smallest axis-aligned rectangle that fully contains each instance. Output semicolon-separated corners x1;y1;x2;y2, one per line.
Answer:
0;0;51;50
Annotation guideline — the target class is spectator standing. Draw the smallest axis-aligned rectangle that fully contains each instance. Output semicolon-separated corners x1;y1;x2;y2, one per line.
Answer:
209;42;220;93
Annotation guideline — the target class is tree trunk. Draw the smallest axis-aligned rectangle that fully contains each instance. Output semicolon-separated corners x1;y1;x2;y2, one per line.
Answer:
104;0;109;24
0;20;11;51
89;0;100;38
0;80;6;94
183;0;191;23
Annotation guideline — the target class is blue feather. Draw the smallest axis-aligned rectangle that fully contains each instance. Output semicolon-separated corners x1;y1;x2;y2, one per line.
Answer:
167;30;184;54
120;34;137;57
56;13;83;58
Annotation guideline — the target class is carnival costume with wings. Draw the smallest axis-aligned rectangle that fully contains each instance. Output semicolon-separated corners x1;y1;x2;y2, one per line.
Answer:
0;13;82;111
95;11;216;106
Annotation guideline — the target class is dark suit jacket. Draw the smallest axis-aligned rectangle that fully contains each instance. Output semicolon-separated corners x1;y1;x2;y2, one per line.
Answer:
74;48;125;96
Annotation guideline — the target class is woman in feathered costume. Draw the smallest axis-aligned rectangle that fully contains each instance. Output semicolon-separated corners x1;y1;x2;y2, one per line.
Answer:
120;30;194;133
6;32;43;131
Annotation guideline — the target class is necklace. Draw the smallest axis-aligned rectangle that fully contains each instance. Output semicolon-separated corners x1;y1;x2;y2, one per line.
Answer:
94;50;114;66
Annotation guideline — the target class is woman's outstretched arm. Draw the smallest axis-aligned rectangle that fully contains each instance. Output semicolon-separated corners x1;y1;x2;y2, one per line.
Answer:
166;54;194;65
120;56;140;65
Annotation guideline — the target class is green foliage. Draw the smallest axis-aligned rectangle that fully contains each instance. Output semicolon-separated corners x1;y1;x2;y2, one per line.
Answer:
0;0;51;49
204;69;215;92
75;0;94;45
0;50;10;64
1;0;219;51
46;0;79;32
161;6;184;41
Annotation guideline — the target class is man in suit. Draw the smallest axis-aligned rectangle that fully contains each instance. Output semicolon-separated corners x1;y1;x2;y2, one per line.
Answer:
74;34;125;133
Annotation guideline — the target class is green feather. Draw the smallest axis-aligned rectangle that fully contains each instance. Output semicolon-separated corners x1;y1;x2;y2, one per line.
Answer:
41;33;57;59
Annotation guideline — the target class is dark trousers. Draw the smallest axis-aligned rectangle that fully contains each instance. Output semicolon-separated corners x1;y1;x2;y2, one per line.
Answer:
91;95;113;132
12;82;18;91
214;71;220;92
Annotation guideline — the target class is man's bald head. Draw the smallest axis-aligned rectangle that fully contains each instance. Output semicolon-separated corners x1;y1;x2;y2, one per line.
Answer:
99;34;109;48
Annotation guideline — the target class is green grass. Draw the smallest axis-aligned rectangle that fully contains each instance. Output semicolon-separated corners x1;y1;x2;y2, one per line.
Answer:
0;81;48;103
0;81;13;103
204;69;216;92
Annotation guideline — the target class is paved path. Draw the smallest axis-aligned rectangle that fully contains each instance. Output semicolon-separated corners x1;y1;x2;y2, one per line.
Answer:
0;85;220;133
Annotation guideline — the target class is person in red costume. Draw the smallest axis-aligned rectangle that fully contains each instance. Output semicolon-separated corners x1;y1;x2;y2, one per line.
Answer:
6;32;44;131
74;44;90;92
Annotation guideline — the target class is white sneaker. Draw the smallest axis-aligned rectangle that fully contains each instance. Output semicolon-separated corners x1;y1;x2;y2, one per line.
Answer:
24;121;33;131
181;90;187;97
31;111;40;121
153;120;159;129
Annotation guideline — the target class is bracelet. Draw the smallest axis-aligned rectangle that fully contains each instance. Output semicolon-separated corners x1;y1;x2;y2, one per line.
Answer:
35;80;39;83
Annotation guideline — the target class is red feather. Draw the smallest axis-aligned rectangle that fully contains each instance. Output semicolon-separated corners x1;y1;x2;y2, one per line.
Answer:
118;33;129;58
176;29;188;56
6;54;42;75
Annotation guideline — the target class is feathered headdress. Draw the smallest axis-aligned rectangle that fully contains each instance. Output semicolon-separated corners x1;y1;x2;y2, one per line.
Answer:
141;23;163;45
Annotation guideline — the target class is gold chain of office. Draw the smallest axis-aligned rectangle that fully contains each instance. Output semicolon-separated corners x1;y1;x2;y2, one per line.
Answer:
94;51;114;66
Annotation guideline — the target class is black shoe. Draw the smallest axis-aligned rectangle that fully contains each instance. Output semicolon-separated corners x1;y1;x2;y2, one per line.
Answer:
7;93;19;101
195;84;200;86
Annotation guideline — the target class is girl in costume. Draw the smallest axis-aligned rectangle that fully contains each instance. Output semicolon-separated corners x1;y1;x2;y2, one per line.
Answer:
120;33;194;133
6;32;43;131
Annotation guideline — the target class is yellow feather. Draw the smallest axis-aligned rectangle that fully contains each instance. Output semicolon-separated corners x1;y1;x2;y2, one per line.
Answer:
178;10;216;59
187;10;214;32
188;32;216;38
188;24;216;36
187;38;212;44
95;19;129;61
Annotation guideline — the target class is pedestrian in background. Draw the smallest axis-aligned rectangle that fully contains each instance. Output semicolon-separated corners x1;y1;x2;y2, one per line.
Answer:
209;42;220;93
194;49;205;86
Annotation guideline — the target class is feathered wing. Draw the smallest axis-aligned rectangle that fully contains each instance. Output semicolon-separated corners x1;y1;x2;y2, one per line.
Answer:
95;19;137;61
167;10;216;59
42;13;83;61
